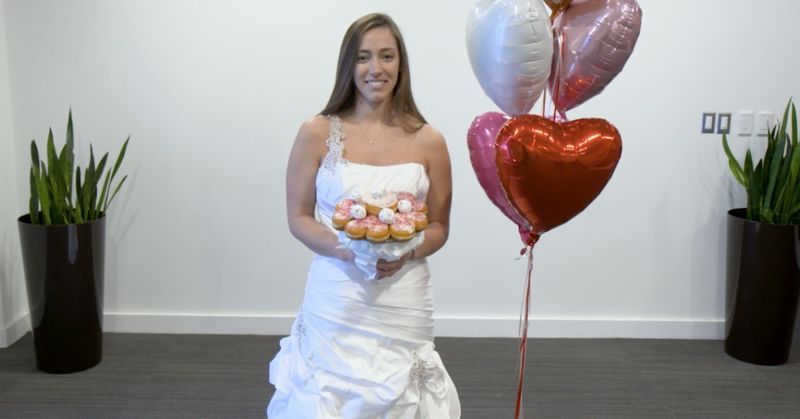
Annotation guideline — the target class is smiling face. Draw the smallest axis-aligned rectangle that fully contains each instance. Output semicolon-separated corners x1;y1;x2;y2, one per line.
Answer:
353;26;400;107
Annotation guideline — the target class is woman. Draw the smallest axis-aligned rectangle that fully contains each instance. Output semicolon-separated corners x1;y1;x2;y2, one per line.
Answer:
268;13;461;418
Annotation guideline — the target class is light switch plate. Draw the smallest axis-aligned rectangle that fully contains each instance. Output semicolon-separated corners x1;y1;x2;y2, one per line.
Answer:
757;112;773;136
717;113;731;134
701;112;716;133
739;111;754;136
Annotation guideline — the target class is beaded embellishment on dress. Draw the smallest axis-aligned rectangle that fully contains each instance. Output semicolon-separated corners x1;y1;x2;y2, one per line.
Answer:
410;351;435;391
320;115;347;173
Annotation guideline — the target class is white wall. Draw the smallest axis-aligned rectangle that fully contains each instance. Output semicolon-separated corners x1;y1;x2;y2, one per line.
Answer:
1;0;798;344
0;0;27;348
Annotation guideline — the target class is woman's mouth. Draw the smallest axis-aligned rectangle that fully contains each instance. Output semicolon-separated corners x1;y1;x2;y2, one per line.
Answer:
366;80;388;88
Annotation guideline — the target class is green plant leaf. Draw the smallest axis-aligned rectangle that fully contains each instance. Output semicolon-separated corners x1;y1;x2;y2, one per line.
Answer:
83;149;96;220
777;137;800;223
764;123;788;209
35;163;52;225
29;168;39;224
30;140;40;173
97;169;111;213
74;166;83;221
90;153;109;217
792;102;798;147
61;110;75;206
722;133;746;186
105;136;129;210
105;175;128;212
744;150;759;220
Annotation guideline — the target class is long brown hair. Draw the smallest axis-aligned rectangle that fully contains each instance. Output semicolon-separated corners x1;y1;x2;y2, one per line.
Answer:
320;13;426;132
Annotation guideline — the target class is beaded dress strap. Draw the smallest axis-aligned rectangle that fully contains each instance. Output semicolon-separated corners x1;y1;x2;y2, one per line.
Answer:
321;115;347;172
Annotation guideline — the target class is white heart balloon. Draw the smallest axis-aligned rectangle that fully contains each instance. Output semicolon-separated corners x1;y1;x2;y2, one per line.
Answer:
466;0;553;116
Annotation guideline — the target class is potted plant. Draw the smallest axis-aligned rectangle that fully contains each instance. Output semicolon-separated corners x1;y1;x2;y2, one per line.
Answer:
722;99;800;365
17;111;129;373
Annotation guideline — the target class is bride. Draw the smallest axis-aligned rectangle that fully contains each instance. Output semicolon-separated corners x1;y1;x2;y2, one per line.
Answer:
267;12;461;418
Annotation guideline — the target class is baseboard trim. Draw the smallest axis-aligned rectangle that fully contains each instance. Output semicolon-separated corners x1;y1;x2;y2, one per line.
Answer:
103;312;725;339
0;313;31;348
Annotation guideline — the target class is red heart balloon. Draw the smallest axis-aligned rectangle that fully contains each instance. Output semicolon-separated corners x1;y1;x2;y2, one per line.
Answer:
495;115;622;238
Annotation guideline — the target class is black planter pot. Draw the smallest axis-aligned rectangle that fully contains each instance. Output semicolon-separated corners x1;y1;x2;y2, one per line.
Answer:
17;214;105;373
725;208;800;365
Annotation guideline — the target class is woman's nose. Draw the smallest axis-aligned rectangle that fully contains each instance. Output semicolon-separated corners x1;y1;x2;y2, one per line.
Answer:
368;57;382;74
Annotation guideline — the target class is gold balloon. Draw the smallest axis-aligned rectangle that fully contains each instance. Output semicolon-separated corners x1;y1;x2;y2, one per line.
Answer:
544;0;573;20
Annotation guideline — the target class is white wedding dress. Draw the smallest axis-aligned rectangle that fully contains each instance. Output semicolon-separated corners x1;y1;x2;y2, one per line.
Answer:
267;116;461;418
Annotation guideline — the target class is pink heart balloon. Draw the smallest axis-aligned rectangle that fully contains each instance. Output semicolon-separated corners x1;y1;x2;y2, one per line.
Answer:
467;112;531;243
548;0;642;113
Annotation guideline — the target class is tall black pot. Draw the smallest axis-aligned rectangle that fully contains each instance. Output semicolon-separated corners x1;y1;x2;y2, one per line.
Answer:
17;214;105;373
725;208;800;365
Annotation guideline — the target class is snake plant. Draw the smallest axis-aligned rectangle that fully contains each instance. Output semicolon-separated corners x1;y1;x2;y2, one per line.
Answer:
722;99;800;225
28;111;129;225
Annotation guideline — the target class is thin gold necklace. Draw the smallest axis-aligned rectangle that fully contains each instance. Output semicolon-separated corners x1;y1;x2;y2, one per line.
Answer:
356;120;389;145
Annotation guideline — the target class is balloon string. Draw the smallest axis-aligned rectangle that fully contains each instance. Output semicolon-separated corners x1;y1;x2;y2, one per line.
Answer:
514;244;535;419
541;84;547;117
551;26;566;122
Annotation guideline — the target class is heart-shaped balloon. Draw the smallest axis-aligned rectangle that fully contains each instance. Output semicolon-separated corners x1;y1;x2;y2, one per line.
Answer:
466;0;553;116
495;115;622;236
467;112;532;242
548;0;642;113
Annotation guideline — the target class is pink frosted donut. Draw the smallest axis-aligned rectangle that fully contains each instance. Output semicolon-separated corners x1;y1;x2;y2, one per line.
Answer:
336;198;356;212
332;209;351;230
364;215;390;242
389;217;415;241
406;211;428;231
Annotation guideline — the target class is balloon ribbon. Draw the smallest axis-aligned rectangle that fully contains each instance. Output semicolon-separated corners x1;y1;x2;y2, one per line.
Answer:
515;237;537;419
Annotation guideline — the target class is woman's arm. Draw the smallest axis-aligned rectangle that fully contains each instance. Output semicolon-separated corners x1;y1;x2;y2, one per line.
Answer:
375;126;452;278
286;116;354;261
413;126;452;259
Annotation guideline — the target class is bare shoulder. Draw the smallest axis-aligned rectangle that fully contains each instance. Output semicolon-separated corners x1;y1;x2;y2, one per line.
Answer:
297;115;331;142
415;124;448;153
292;115;332;156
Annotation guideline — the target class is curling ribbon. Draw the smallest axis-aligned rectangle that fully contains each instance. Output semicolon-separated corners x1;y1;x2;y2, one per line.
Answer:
514;243;536;419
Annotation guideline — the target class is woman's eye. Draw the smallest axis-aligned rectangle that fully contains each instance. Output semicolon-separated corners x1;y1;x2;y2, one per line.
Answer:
382;54;395;61
357;56;369;63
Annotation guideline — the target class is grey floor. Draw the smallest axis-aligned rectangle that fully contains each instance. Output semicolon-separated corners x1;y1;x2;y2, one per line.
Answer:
0;333;798;418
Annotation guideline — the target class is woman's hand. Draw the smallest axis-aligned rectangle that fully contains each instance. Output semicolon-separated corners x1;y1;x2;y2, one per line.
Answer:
375;250;413;279
333;245;356;262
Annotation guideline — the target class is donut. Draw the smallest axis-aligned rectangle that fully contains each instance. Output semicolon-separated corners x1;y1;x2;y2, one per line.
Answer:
389;218;416;241
344;219;367;239
332;209;351;230
362;192;398;216
407;211;428;231
412;201;428;214
363;215;390;242
396;192;416;203
336;198;356;212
